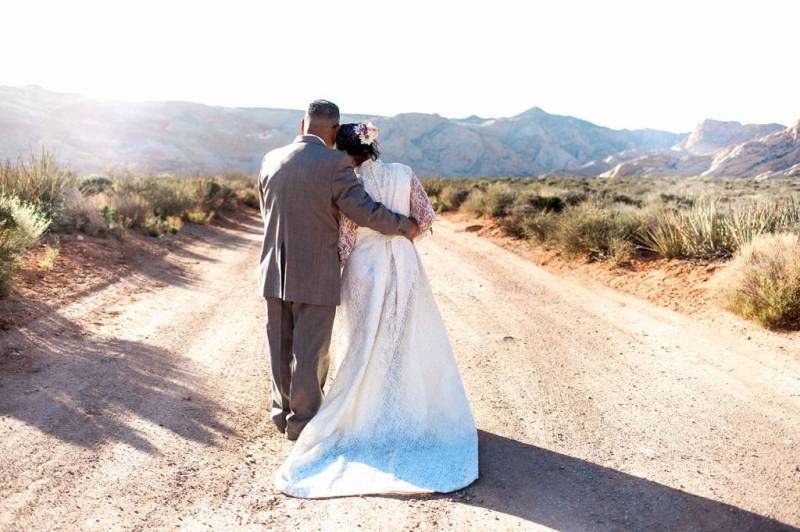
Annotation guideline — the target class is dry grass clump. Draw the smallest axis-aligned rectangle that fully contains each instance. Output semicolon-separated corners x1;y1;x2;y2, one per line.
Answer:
501;191;566;240
718;233;800;329
462;183;515;217
110;192;151;229
38;240;60;271
0;151;78;218
438;184;472;212
556;203;640;261
60;191;110;235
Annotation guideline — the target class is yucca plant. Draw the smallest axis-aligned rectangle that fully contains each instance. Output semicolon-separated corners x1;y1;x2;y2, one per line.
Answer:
724;203;780;251
637;208;686;259
682;199;730;257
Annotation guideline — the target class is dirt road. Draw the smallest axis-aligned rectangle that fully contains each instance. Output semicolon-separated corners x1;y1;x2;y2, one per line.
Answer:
1;213;798;531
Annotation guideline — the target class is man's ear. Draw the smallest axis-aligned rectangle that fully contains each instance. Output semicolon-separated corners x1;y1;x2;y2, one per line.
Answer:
300;119;305;135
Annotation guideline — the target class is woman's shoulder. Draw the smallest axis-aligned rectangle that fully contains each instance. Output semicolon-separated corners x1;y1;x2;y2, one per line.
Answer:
382;161;415;178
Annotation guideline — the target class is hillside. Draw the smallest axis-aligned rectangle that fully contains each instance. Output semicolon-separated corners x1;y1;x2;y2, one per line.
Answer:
592;120;800;179
0;85;679;177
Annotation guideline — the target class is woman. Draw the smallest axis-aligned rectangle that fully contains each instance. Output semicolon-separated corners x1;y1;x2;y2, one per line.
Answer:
275;122;478;498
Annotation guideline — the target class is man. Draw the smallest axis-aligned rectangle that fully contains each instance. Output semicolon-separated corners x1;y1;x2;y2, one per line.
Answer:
258;99;420;440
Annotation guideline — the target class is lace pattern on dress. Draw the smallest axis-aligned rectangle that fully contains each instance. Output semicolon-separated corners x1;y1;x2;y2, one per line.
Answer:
337;161;435;265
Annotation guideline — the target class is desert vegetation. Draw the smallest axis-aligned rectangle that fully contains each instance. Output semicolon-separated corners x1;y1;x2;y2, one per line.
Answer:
0;151;258;297
424;176;800;329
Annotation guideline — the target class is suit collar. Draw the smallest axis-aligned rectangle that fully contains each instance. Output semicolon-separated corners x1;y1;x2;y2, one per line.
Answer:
294;134;328;148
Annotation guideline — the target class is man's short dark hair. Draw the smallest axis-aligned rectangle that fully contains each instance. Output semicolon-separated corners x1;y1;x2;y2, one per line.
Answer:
306;100;340;124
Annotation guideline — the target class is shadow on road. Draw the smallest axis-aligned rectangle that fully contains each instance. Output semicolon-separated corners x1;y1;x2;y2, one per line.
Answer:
469;430;796;531
0;311;237;453
166;210;262;265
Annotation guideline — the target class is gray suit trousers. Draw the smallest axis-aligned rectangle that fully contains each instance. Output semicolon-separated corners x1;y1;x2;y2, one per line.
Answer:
265;298;336;439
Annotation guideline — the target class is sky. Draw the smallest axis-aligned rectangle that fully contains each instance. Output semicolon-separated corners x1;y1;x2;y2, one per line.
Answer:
2;0;798;133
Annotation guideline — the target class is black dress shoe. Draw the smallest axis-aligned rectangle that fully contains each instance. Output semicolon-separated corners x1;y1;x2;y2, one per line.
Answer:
272;414;287;434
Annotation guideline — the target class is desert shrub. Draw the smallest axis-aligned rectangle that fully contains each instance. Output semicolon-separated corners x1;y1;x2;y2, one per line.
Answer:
38;239;60;271
59;191;109;235
462;189;488;216
144;216;183;237
556;203;640;261
0;195;50;297
185;209;214;224
607;236;635;266
234;187;260;209
462;183;515;218
422;178;447;199
718;232;800;329
502;208;559;241
0;151;78;219
79;176;114;196
110;192;152;229
183;178;232;215
565;192;588;206
659;193;695;209
122;178;194;218
514;191;566;214
483;183;515;217
500;191;564;240
612;194;643;207
439;184;471;211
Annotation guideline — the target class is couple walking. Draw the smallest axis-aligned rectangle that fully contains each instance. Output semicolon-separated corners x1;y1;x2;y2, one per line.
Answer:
258;100;478;498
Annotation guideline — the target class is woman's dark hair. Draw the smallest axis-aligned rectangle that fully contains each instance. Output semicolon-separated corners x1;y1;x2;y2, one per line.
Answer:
336;123;380;162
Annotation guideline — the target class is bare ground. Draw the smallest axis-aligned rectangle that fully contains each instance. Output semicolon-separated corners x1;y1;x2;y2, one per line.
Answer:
1;213;798;531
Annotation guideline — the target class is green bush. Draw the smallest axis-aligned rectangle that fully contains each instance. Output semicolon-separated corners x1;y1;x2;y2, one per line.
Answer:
120;178;194;218
514;191;566;214
502;207;559;241
422;178;447;199
0;195;50;297
79;176;114;196
439;184;471;211
483;184;515;217
462;189;488;216
184;178;233;215
719;232;800;329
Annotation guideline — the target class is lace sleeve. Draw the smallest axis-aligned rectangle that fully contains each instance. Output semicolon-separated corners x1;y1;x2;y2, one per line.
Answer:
410;173;436;236
338;214;359;265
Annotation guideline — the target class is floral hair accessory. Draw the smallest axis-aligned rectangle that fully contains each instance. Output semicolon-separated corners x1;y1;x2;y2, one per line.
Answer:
355;122;379;145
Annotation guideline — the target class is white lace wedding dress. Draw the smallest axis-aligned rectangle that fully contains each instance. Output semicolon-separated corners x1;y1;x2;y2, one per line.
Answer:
274;159;478;498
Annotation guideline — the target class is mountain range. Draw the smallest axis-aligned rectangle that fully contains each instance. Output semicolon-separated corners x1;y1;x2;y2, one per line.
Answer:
1;85;797;179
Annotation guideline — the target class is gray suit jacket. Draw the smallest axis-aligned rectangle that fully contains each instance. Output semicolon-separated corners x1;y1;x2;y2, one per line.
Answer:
258;135;415;306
